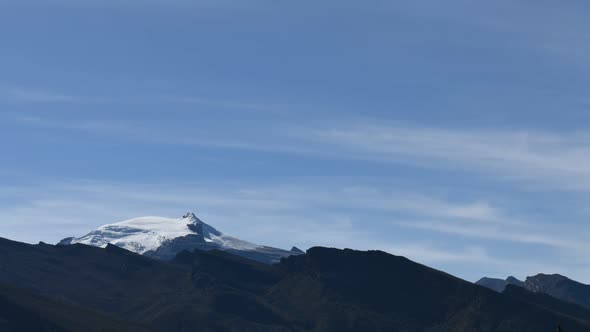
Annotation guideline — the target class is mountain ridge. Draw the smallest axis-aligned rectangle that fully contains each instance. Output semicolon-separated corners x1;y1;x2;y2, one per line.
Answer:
1;236;588;331
477;273;590;309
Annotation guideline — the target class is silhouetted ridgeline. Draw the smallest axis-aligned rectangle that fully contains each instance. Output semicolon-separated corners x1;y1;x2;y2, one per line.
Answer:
0;237;587;331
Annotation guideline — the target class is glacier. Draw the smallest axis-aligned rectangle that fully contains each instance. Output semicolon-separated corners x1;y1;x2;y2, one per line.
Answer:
59;212;301;264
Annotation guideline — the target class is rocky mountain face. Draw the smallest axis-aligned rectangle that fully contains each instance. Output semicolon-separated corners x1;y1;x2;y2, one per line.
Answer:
477;274;590;309
524;274;590;309
59;212;301;264
1;236;588;331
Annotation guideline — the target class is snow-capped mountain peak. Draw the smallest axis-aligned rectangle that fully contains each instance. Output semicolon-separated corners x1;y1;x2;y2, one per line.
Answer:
181;212;222;238
59;212;301;264
182;212;201;224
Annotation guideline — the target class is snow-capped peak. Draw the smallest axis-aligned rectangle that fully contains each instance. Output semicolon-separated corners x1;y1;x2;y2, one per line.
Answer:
182;212;201;224
65;214;198;254
59;212;300;264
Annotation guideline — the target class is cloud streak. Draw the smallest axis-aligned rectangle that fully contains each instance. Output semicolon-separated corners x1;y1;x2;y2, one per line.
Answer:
16;114;590;191
0;179;582;250
396;219;585;250
0;86;286;113
1;87;87;103
296;123;590;191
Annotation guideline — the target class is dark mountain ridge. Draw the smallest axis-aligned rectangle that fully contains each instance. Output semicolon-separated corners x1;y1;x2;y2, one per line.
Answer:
0;236;588;331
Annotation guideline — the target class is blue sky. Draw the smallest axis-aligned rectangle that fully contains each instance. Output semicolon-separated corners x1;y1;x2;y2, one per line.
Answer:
2;0;590;282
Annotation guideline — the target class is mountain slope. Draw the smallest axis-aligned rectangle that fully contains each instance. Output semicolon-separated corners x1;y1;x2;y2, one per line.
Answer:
477;274;590;309
0;237;293;331
268;248;590;331
503;285;590;326
0;284;149;332
1;237;589;331
525;274;590;309
59;212;300;263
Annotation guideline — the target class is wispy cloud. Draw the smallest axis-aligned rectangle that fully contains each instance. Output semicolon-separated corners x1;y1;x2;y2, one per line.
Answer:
11;115;322;156
381;244;495;265
0;86;286;113
160;95;288;113
0;179;581;249
396;219;586;250
1;87;86;103
300;123;590;190
13;114;590;191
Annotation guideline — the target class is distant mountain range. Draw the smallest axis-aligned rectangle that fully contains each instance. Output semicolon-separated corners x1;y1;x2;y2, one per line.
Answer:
1;233;589;331
476;276;525;292
477;274;590;309
58;212;301;264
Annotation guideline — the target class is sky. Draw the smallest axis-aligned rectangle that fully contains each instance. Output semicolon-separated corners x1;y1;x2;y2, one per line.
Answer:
2;0;590;282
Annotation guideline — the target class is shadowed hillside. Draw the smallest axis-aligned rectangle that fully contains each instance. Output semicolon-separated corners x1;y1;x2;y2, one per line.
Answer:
0;237;588;331
0;284;148;332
